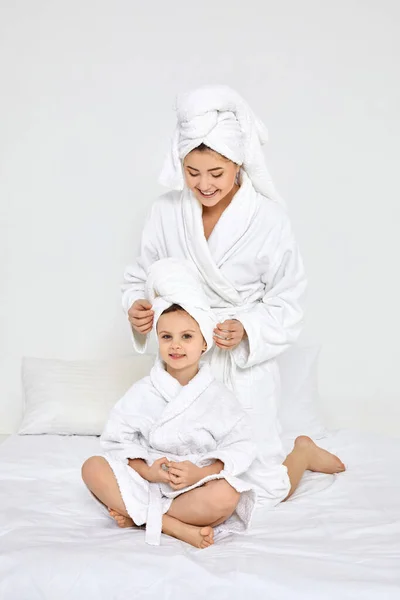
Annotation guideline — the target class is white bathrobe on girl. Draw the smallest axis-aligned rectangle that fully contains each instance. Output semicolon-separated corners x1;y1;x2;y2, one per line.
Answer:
122;85;305;503
101;260;258;545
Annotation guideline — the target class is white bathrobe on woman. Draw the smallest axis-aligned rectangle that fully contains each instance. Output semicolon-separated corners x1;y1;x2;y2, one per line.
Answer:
101;359;257;545
122;86;306;504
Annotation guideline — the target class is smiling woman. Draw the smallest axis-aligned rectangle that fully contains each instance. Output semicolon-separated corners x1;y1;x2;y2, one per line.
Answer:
183;145;240;240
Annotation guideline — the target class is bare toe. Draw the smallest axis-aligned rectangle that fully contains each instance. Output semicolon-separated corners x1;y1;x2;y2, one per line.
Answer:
117;515;134;528
201;526;214;540
182;524;214;548
108;508;134;528
200;526;214;546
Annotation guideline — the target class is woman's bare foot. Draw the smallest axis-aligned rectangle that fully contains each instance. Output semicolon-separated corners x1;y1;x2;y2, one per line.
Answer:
162;514;214;549
295;436;346;474
108;508;135;528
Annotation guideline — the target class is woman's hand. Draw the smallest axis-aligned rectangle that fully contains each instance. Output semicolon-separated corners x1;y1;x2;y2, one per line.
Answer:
167;460;204;491
128;299;154;334
213;319;246;351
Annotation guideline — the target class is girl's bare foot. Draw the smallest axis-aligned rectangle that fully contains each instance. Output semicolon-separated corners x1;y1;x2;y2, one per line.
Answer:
108;508;135;528
181;524;214;549
295;436;346;474
162;514;214;549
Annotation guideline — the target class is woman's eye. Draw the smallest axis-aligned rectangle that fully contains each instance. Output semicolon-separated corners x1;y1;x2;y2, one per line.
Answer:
211;173;223;178
187;171;199;177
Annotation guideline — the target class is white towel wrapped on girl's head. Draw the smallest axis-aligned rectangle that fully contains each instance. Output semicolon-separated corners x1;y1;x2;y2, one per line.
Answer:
145;257;217;354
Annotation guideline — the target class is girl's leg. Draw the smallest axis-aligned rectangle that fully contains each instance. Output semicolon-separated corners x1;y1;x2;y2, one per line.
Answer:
82;457;239;542
167;479;240;526
162;514;214;549
160;480;240;549
283;436;346;500
81;456;134;526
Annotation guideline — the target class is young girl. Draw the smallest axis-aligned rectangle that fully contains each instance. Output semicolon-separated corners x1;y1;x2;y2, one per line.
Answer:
82;260;345;549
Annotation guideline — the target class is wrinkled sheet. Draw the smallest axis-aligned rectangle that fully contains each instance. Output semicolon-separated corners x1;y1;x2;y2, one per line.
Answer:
0;430;399;600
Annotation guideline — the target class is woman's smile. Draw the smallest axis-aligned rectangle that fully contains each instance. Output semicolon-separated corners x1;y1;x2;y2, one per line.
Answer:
196;189;219;199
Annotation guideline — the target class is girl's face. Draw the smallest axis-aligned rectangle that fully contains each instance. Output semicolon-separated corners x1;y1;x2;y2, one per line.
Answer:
183;149;240;208
157;310;206;375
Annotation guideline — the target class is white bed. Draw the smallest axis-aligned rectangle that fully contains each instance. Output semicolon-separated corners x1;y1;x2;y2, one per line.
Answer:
0;429;399;600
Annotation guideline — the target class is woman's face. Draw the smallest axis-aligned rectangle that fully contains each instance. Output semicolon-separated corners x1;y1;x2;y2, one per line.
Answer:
183;149;240;208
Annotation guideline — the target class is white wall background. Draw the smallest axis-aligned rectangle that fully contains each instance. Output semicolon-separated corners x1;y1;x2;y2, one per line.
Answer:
1;1;399;435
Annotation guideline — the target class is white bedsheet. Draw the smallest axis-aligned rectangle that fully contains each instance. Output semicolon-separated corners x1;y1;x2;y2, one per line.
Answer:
0;431;399;600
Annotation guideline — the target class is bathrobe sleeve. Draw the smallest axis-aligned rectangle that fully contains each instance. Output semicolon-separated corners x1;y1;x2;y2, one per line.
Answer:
100;388;151;463
121;202;161;352
233;216;307;368
199;415;256;476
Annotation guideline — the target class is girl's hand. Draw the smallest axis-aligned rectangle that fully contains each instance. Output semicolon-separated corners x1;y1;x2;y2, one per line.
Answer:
213;319;246;351
167;460;203;491
128;299;154;334
146;457;171;484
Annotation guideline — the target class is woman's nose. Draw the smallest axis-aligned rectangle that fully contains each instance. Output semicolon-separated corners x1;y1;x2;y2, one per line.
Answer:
199;175;211;190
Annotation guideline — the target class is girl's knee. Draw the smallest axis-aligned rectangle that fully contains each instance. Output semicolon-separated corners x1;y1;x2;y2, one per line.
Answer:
222;484;240;513
81;455;107;485
206;480;240;513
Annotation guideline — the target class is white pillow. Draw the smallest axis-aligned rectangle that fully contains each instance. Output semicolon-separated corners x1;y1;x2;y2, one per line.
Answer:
277;344;327;440
19;355;154;436
19;345;327;438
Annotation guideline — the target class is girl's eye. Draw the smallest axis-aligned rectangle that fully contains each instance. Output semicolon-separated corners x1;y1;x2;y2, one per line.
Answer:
211;173;223;178
161;335;171;340
182;334;192;340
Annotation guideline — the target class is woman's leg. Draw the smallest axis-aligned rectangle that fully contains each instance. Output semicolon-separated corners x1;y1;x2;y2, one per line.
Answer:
283;436;346;500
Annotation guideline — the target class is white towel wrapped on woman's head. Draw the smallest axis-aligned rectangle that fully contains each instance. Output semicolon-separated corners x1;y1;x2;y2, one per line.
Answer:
159;84;282;204
145;258;216;353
